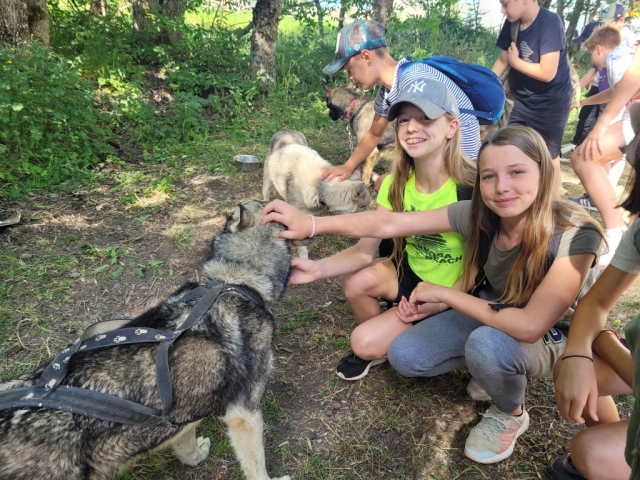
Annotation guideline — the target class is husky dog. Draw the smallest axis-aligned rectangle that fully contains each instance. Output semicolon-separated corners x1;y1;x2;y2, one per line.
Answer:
322;84;396;184
262;130;372;258
0;200;291;480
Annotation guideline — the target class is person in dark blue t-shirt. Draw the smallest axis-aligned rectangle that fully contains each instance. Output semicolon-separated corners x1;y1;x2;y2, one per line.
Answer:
492;0;573;197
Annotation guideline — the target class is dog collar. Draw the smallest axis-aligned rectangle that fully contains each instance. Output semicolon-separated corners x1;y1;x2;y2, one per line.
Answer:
345;98;358;123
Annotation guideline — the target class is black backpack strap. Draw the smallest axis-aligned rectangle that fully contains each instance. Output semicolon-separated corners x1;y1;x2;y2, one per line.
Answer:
456;184;473;201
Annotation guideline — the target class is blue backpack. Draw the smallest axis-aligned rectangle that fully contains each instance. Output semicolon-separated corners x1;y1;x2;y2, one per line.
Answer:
400;56;505;125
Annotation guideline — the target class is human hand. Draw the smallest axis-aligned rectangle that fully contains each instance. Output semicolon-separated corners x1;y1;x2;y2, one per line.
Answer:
507;42;519;65
396;296;442;323
408;281;445;309
320;164;354;182
287;257;320;285
554;355;599;424
570;100;579;111
262;199;313;240
578;123;608;161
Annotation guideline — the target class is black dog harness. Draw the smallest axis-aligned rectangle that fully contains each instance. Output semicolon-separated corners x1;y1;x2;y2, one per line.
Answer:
0;281;264;426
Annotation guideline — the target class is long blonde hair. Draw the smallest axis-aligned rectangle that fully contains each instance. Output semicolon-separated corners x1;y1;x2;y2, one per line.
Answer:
461;126;604;305
386;113;476;268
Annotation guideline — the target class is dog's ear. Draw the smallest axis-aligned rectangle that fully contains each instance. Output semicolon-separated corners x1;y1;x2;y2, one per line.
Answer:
322;83;334;98
352;183;371;205
225;203;256;233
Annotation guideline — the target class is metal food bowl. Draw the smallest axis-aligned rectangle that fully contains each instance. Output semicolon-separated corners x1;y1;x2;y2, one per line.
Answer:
233;155;263;172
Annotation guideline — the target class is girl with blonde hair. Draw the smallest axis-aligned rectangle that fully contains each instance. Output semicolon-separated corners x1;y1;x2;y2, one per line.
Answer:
262;125;604;465
285;76;476;381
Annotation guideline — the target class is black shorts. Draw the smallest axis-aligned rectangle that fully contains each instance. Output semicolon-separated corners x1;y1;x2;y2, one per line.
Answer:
379;239;423;303
509;98;571;158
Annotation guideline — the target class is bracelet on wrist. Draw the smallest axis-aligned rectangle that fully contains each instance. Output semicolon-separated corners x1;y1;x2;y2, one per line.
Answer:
562;354;593;362
308;214;316;238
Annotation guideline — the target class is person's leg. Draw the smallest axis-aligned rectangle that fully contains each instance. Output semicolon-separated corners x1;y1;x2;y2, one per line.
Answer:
463;326;565;464
552;157;563;197
570;121;626;229
342;258;399;324
387;307;483;377
349;308;412;360
571;420;630;480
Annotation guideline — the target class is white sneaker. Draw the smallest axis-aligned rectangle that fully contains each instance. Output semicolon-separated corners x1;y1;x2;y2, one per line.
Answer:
466;378;492;402
464;405;529;464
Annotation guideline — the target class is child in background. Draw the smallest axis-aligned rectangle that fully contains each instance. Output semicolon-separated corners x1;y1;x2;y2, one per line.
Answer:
569;26;634;268
491;0;573;198
601;3;637;50
320;19;481;183
286;77;475;380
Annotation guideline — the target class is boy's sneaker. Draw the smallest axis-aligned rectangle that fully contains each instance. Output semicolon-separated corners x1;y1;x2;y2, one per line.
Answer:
466;378;492;401
569;194;598;211
464;405;529;464
335;352;386;381
545;454;587;479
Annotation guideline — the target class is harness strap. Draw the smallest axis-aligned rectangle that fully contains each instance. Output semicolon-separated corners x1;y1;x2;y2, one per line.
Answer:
0;281;265;425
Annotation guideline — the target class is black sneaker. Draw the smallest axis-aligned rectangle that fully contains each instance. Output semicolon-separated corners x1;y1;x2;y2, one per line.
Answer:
545;454;587;480
335;352;387;381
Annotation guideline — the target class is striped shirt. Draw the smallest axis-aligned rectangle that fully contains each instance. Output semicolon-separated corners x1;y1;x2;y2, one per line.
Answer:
374;57;481;160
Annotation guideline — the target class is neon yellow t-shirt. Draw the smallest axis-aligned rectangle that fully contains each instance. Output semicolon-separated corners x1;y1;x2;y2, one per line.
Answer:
377;174;465;287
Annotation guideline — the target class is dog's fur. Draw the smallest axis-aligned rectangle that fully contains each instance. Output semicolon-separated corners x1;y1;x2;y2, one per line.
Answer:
263;130;372;258
0;200;291;480
323;84;396;184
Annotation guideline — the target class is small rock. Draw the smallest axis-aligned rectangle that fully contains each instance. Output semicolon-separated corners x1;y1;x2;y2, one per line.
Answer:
19;253;33;260
292;327;305;335
331;402;342;410
68;272;81;279
336;296;346;302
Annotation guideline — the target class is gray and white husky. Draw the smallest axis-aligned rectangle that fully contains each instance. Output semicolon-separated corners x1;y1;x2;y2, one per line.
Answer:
0;200;291;480
262;130;372;258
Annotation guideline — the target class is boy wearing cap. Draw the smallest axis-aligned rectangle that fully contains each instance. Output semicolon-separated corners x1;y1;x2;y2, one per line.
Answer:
602;2;637;50
569;26;634;269
491;0;572;198
321;19;481;183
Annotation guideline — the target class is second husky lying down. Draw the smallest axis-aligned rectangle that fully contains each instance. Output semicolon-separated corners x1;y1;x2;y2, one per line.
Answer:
263;130;372;258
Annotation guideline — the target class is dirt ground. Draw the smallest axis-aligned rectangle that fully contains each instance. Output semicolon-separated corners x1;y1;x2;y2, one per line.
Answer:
0;161;638;480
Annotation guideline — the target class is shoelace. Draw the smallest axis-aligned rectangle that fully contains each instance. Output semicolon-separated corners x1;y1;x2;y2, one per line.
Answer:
474;409;522;441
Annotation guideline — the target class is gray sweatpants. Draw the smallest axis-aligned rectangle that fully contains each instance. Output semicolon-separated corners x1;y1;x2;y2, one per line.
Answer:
387;288;567;413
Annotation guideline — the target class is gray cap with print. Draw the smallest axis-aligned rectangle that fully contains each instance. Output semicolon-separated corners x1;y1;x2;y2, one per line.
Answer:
386;77;459;121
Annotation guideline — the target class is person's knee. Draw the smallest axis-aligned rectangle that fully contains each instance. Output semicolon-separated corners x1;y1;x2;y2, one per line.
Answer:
342;267;376;300
351;324;385;360
388;336;428;377
570;148;584;169
570;430;606;478
465;327;516;377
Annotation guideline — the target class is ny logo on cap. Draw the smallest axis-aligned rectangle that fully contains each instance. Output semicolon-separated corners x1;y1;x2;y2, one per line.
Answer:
407;80;427;93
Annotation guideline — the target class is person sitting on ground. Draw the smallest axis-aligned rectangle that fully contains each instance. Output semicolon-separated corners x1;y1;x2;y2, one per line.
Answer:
491;0;573;197
569;26;634;269
320;19;481;183
285;76;475;381
547;149;640;480
262;126;604;464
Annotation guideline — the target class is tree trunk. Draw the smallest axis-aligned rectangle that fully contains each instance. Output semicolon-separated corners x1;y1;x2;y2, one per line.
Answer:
588;0;602;22
0;0;29;48
249;0;283;83
565;0;586;46
338;0;347;30
158;0;184;43
314;0;323;41
538;0;552;8
557;0;565;24
371;0;393;26
132;0;158;33
90;0;109;16
27;0;49;46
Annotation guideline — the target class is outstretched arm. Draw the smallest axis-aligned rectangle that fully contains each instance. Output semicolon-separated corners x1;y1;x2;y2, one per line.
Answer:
321;115;389;182
262;199;453;240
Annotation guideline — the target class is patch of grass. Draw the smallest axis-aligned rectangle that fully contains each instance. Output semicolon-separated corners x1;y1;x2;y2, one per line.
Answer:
172;229;195;254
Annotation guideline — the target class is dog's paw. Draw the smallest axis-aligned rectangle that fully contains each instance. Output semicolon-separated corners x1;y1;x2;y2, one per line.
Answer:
194;436;211;462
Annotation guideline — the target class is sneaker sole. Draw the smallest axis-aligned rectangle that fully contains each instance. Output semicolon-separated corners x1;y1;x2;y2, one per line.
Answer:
336;358;387;381
464;410;530;464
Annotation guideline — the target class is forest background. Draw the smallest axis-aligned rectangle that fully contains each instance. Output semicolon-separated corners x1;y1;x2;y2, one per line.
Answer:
1;0;639;479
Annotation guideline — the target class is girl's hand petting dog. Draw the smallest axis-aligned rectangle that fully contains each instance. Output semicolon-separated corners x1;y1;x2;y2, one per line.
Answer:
288;257;320;285
262;200;312;240
396;296;442;323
